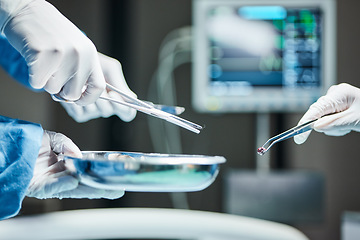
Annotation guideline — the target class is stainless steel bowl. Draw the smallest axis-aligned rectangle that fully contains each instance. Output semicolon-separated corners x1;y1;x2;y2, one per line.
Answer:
64;151;226;192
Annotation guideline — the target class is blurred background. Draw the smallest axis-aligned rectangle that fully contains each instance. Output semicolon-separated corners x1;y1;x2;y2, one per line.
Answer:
1;0;360;240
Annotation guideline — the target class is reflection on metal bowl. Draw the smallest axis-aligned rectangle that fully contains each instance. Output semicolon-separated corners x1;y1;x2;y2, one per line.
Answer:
63;151;226;192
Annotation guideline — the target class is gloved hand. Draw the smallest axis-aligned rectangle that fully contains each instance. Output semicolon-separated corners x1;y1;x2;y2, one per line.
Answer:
294;83;360;144
0;0;105;105
26;130;125;199
60;53;137;123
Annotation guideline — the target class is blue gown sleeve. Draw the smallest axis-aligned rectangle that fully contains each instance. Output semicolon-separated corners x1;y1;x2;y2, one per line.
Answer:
0;35;40;91
0;116;43;220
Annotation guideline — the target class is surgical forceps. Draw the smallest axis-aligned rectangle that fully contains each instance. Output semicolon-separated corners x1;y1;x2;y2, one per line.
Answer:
52;83;203;134
257;118;318;155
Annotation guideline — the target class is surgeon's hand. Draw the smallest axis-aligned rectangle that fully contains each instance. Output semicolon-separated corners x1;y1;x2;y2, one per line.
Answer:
0;0;105;105
294;83;360;144
60;53;137;123
26;130;125;199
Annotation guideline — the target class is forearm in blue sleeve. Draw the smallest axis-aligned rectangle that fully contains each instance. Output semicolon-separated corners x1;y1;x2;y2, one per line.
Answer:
0;115;43;220
0;34;37;90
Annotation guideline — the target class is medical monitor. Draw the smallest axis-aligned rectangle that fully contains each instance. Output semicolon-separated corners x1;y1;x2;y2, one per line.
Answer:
192;0;336;113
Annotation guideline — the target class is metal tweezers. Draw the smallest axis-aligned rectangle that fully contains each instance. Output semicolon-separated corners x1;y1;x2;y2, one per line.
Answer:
52;83;203;134
257;118;318;155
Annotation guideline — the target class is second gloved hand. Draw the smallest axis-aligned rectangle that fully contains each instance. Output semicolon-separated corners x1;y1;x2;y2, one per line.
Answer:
294;83;360;144
26;130;124;199
60;53;137;123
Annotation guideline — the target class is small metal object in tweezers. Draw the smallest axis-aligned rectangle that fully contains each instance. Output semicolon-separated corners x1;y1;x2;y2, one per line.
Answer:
257;119;318;156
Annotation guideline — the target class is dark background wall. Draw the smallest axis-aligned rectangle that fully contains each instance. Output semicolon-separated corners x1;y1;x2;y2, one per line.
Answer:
0;0;359;239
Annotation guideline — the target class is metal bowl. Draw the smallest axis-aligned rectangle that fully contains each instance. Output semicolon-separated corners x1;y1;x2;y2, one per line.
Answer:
64;151;226;192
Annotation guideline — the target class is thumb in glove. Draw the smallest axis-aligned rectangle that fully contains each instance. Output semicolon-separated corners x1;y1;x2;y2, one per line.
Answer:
27;130;125;200
26;130;82;199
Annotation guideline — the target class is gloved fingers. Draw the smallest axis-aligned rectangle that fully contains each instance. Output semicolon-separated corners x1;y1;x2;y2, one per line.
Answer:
45;130;82;158
313;111;347;130
294;102;343;144
312;110;357;136
27;174;79;199
77;104;103;122
297;94;338;126
56;52;137;120
98;53;137;98
293;103;325;144
293;130;312;145
43;49;79;94
42;40;105;103
297;83;356;126
30;128;83;199
33;158;67;178
27;48;63;90
36;132;57;168
60;90;136;122
60;97;114;122
30;160;59;188
52;184;125;200
108;91;137;122
74;62;106;105
62;102;100;123
313;83;360;116
27;157;79;199
59;68;89;102
95;93;115;118
43;74;66;94
294;88;346;144
295;109;357;143
60;102;85;122
322;129;351;136
98;52;138;116
98;53;137;121
42;172;78;195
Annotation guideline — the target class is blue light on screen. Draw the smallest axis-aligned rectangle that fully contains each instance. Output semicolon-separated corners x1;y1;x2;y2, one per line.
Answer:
238;6;287;20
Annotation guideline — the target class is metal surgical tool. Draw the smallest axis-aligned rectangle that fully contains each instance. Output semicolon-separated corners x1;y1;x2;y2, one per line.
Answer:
257;118;318;155
52;83;203;134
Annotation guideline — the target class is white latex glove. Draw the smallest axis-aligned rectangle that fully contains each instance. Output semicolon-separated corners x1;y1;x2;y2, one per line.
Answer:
294;83;360;144
60;53;137;122
26;130;125;199
0;0;105;105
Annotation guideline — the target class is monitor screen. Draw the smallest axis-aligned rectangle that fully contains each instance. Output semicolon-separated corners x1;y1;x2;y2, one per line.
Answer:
192;0;336;113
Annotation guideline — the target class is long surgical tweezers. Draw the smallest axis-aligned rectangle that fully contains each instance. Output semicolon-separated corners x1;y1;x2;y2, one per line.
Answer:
52;83;203;134
257;118;318;155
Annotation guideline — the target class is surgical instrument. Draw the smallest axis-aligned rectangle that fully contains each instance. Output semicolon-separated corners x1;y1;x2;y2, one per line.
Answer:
257;118;318;155
52;83;202;134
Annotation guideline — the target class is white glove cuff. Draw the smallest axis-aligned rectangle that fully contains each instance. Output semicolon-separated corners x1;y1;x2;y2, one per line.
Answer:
0;0;36;32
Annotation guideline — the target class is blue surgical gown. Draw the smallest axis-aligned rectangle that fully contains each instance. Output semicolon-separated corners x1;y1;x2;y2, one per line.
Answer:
0;34;34;90
0;36;43;220
0;116;43;220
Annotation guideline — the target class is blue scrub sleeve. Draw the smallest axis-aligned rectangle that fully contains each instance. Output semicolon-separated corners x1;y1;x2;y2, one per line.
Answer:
0;116;43;220
0;35;39;91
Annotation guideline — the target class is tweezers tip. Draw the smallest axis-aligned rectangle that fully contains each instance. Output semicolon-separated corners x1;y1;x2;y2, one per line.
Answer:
257;147;267;156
